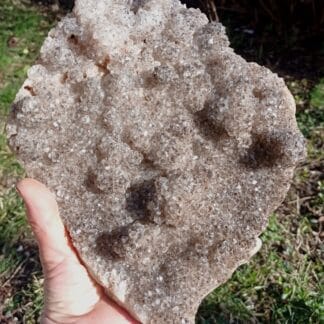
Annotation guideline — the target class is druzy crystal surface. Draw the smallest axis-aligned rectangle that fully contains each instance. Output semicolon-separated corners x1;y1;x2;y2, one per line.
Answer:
7;0;306;322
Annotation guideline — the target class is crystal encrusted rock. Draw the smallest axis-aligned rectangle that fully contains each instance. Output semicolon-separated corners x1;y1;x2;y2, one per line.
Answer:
6;0;306;322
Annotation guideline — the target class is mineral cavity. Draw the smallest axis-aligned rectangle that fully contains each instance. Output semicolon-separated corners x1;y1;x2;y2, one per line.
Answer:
6;0;306;322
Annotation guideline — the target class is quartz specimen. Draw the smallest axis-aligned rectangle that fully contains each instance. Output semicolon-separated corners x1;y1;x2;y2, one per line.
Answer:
6;0;306;322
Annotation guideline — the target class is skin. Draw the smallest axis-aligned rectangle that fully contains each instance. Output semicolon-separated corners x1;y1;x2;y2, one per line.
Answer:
17;178;139;324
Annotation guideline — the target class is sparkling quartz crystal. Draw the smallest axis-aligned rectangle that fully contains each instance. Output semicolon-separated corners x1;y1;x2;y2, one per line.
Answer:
6;0;306;322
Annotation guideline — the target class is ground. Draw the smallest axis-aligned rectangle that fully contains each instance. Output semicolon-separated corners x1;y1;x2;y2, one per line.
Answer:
0;1;323;323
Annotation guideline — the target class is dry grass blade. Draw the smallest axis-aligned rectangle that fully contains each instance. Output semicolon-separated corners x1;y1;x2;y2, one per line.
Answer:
199;0;219;21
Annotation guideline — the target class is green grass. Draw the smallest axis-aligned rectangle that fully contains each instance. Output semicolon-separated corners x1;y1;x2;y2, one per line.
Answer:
0;1;323;323
0;1;51;114
311;79;324;110
292;79;324;138
0;1;55;322
197;214;323;323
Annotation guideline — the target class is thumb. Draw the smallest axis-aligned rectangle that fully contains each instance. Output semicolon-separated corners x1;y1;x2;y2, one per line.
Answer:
16;178;76;273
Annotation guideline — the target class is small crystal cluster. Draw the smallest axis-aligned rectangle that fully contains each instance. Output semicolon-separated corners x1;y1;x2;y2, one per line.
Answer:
7;0;306;322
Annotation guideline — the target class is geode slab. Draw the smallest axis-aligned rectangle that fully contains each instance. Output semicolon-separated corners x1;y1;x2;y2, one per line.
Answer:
6;0;306;322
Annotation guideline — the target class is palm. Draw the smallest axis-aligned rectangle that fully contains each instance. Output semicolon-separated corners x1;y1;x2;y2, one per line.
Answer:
17;179;136;324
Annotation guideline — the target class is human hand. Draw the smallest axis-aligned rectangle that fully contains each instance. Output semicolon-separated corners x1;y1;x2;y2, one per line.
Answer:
17;178;138;324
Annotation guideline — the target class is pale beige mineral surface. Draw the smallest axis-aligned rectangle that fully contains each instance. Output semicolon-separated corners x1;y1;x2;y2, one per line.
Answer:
6;0;306;322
